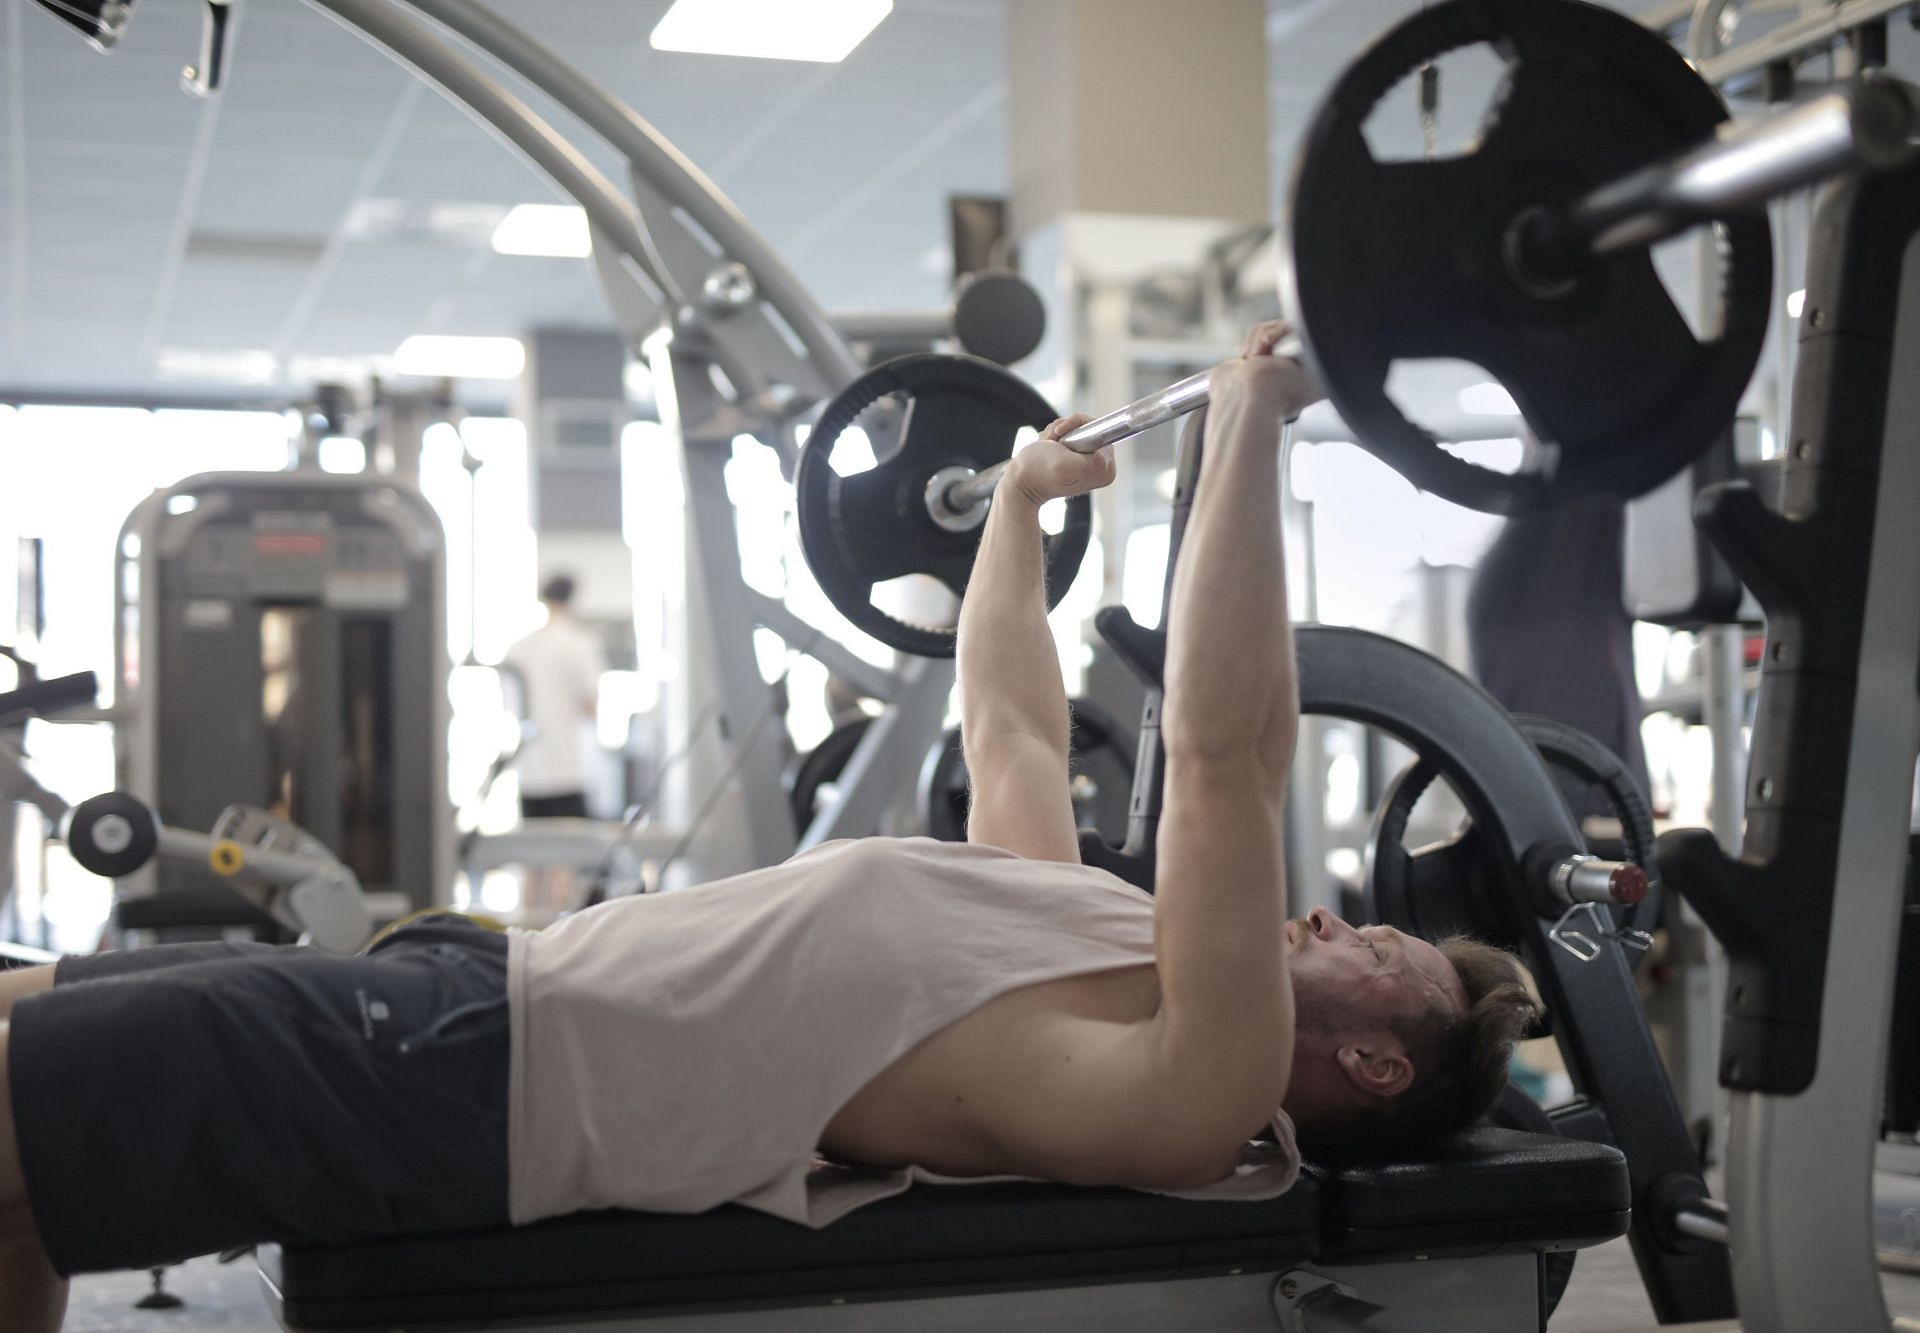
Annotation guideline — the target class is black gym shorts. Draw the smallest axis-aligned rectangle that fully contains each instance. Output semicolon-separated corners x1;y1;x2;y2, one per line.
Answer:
6;914;512;1275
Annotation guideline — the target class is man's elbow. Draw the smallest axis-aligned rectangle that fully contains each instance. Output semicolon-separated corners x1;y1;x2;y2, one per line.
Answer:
1127;1110;1271;1192
1160;740;1293;807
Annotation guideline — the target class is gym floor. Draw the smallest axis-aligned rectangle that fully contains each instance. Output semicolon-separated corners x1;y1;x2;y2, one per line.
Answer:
58;1181;1920;1333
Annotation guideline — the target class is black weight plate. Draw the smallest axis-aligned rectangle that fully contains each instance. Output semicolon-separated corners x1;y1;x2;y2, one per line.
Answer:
1366;713;1662;959
66;790;160;879
797;353;1093;658
784;715;872;834
920;728;970;842
952;270;1047;366
920;698;1137;844
1285;0;1770;514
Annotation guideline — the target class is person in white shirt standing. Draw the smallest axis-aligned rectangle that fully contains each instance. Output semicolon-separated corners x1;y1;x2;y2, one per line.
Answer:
503;575;605;915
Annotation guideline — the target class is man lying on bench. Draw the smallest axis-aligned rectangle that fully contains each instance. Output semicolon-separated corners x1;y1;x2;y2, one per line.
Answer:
0;322;1537;1333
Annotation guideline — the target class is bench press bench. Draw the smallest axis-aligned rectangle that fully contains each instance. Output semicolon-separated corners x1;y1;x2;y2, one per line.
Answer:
258;1126;1628;1333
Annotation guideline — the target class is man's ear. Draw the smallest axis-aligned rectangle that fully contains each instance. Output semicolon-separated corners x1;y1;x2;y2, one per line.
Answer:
1335;1036;1414;1100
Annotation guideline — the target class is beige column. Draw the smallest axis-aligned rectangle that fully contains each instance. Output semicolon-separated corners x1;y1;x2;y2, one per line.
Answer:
1005;0;1272;686
1007;0;1271;234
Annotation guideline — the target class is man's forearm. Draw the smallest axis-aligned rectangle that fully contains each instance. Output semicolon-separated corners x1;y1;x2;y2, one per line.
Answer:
1161;399;1297;772
956;489;1068;754
1143;383;1300;1140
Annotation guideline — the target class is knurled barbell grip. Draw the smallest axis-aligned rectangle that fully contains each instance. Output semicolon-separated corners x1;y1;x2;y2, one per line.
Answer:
935;335;1307;519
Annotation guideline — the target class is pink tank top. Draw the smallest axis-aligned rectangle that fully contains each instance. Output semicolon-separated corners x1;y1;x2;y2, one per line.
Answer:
506;837;1299;1227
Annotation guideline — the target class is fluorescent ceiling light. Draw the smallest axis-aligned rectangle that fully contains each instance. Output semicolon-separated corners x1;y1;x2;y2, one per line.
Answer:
393;335;526;380
650;0;893;62
154;348;279;384
492;204;592;259
1456;381;1519;416
1786;288;1806;319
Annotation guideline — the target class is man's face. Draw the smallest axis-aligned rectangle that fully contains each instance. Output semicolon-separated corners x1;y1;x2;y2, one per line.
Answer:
1285;906;1464;1037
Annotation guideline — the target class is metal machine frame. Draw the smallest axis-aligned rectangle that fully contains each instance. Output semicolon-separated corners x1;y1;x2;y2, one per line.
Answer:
1671;159;1920;1333
0;673;374;954
299;0;956;879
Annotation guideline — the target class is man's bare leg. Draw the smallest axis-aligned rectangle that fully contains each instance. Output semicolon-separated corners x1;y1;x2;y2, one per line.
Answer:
0;1023;67;1333
0;967;54;1024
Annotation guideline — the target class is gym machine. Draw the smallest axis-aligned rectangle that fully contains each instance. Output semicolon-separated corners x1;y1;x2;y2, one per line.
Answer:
778;1;1916;1326
252;2;1901;1331
0;671;372;954
33;0;1024;897
26;0;1920;1328
299;0;1020;878
110;464;449;937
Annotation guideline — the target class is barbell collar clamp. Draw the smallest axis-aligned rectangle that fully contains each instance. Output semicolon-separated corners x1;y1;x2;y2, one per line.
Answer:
925;465;993;533
1553;853;1650;906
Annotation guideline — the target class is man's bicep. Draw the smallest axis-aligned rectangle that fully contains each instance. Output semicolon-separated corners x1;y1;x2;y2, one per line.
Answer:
1151;760;1293;1121
963;731;1081;863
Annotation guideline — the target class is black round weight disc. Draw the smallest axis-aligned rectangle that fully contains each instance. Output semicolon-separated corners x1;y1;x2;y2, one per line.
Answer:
797;353;1092;658
1285;0;1770;514
65;790;160;879
920;698;1136;843
785;715;873;834
952;271;1047;366
1366;714;1662;961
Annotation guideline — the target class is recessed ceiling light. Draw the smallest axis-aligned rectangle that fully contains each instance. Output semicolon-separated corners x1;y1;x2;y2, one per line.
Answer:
1456;381;1519;416
393;335;526;380
343;199;506;247
1786;288;1806;319
318;436;367;474
492;204;592;259
650;0;893;62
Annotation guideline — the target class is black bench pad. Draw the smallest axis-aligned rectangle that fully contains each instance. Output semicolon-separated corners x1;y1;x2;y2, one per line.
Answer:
1309;1127;1631;1260
262;1129;1627;1329
263;1180;1322;1329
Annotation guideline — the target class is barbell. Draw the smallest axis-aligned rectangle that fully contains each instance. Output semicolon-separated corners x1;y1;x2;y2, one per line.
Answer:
796;0;1918;658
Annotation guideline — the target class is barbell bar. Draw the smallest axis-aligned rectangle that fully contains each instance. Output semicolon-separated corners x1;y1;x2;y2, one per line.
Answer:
931;75;1915;531
931;362;1252;525
1516;76;1917;278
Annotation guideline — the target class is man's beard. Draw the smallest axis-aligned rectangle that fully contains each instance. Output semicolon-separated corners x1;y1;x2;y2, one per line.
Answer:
1292;981;1350;1039
1287;922;1354;1039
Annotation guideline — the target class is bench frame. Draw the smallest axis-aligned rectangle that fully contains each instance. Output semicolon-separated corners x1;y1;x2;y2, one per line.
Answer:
263;1253;1545;1333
